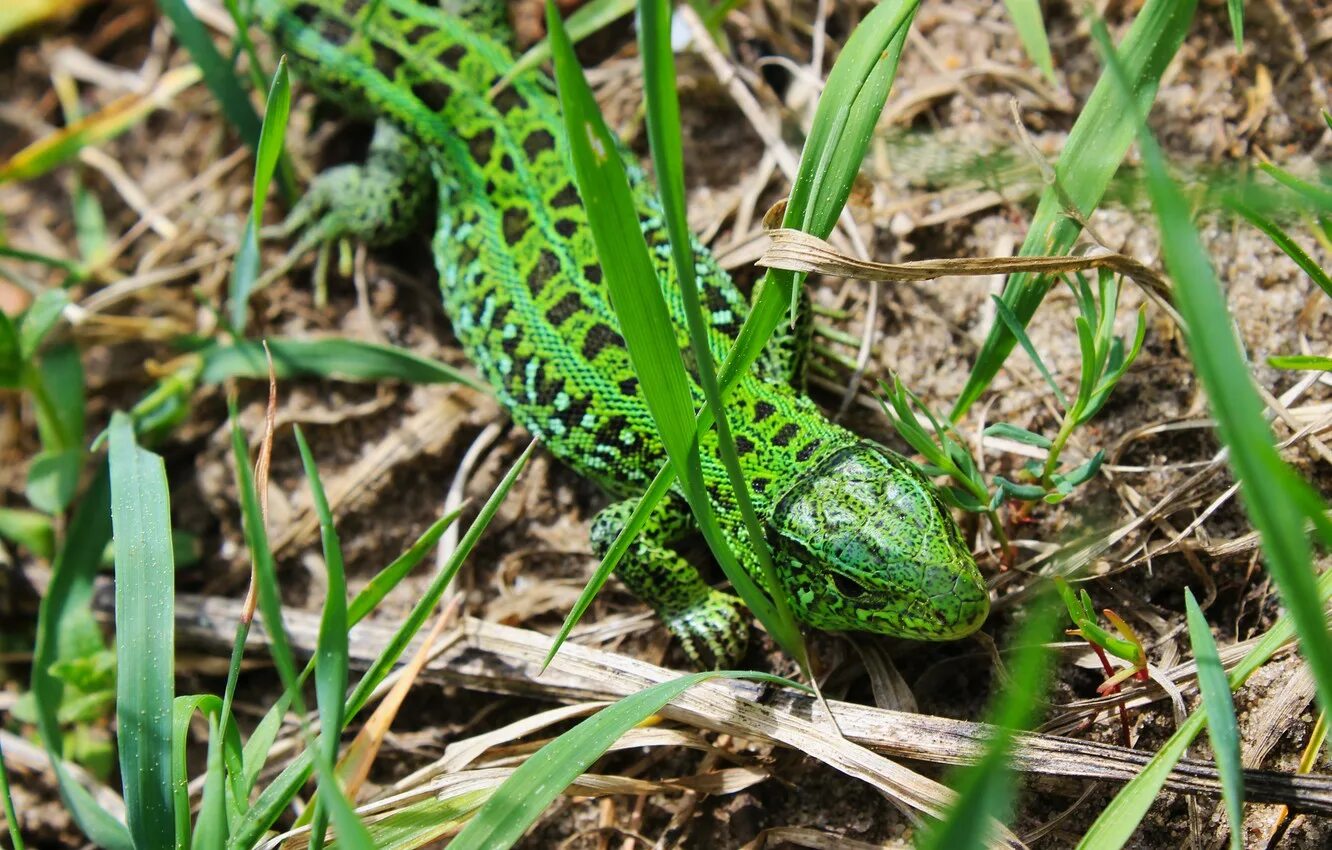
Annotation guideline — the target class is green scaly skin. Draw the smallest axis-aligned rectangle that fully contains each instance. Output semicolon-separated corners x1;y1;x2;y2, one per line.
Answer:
256;0;989;667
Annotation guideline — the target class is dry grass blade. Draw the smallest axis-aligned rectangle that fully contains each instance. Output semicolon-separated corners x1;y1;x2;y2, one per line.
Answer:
0;65;202;184
757;226;1170;302
158;594;1332;816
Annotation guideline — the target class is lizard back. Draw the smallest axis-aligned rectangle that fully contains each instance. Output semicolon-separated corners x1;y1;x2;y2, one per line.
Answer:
259;0;857;508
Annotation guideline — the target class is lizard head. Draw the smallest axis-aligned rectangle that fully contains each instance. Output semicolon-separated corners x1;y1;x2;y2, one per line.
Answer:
767;441;989;640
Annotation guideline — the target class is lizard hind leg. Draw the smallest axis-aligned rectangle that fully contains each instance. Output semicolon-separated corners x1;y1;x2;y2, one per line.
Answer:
590;495;749;669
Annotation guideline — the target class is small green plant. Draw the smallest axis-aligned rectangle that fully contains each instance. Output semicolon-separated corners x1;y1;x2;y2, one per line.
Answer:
878;270;1143;562
987;269;1146;503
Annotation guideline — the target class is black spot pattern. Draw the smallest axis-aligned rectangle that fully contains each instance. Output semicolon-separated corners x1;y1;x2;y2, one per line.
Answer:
522;129;555;158
581;323;624;361
772;423;799;446
551;183;579;208
527;249;559;295
502;207;530;245
465;127;495;164
546;292;584;326
411;79;452;111
439;43;467;70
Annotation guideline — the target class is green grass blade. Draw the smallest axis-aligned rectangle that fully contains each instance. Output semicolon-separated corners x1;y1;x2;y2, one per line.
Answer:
546;0;802;659
335;791;489;849
18;288;70;360
1228;196;1332;300
542;0;920;663
991;294;1066;406
227;407;373;849
28;464;133;850
344;439;535;717
108;413;177;850
200;337;487;392
543;461;673;668
1226;0;1244;52
347;507;464;623
917;597;1058;850
225;505;463;843
294;426;349;850
228;406;304;714
229;57;290;333
155;0;262;148
1080;564;1332;848
1258;162;1332;212
228;441;536;850
0;506;55;558
637;0;802;664
1002;0;1055;82
1184;589;1243;850
190;712;227;850
0;736;25;850
953;0;1198;418
1075;17;1332;846
1101;14;1332;749
716;0;917;393
450;671;796;849
172;694;243;849
493;0;635;93
1269;355;1332;371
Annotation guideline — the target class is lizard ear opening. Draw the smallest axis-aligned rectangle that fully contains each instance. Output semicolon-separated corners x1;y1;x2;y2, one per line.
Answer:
832;572;869;598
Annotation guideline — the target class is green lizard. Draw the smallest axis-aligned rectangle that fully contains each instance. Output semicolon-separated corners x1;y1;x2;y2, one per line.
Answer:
256;0;989;667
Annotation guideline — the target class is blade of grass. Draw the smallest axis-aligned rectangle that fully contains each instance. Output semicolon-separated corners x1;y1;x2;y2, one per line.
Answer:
227;405;374;850
1226;0;1243;52
449;670;797;849
542;0;920;666
1269;355;1332;371
1184;589;1243;850
1100;14;1332;748
637;0;802;666
200;337;487;392
491;0;635;94
170;694;243;849
155;0;261;149
294;426;349;850
0;507;55;558
228;441;535;850
917;597;1058;850
29;463;132;850
1079;563;1332;848
1227;196;1332;300
229;57;290;333
233;504;462;799
1257;162;1332;212
546;0;803;661
991;295;1066;406
0;66;203;185
0;736;25;850
1001;0;1055;83
108;413;176;850
1077;15;1332;845
953;0;1198;418
332;790;489;850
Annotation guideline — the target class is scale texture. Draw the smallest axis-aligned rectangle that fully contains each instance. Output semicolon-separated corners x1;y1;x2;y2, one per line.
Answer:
258;0;989;666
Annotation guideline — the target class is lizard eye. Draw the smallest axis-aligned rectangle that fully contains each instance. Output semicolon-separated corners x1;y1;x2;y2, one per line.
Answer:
832;572;869;598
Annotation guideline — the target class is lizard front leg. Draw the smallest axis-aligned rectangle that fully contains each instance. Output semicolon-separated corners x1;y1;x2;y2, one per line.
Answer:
590;494;749;669
266;120;432;293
